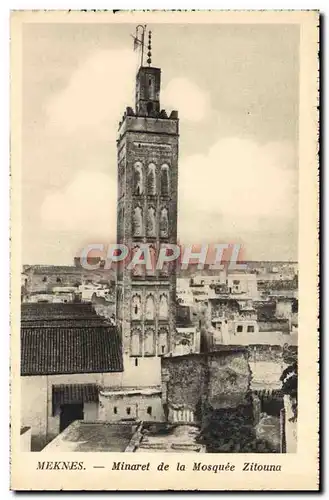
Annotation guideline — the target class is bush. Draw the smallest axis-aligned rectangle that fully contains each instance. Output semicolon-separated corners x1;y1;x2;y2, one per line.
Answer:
199;399;277;453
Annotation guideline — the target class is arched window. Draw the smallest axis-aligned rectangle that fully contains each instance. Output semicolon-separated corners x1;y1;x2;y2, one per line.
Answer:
145;294;155;320
160;207;169;238
159;294;169;319
147;163;156;195
146;245;156;276
144;328;155;356
160;259;170;276
160;164;170;196
134;162;143;195
147;206;156;237
130;328;142;356
132;206;143;237
131;245;143;277
158;328;168;356
131;294;142;320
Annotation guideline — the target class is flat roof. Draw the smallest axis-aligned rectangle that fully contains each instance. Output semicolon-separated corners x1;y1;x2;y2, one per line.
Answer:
136;423;206;453
42;421;136;452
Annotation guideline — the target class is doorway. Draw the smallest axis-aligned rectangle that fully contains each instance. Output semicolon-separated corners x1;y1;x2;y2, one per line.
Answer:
60;403;84;432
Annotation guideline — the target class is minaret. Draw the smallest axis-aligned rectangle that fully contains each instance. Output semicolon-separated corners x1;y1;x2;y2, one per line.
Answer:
116;28;179;387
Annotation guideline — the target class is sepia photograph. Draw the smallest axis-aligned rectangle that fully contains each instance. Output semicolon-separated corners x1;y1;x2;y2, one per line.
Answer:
10;10;319;491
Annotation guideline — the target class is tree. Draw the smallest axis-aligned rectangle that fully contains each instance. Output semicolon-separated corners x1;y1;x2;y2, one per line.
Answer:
280;361;298;421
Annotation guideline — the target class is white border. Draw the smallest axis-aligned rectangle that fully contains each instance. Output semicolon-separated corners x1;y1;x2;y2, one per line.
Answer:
3;1;324;497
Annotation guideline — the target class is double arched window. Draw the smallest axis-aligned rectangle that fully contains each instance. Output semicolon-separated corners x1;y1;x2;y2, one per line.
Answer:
159;294;169;319
131;294;142;320
147;206;156;237
134;162;143;195
160;164;170;196
158;328;168;356
147;163;156;196
144;328;155;356
159;207;169;238
131;328;142;356
145;294;155;320
132;206;143;237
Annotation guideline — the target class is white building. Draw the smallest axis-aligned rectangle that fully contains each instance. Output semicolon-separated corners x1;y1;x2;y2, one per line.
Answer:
79;283;111;302
177;278;194;305
190;273;226;288
174;326;200;355
226;272;259;299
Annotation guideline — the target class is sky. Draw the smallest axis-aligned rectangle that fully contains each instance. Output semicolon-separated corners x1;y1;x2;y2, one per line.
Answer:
21;22;299;264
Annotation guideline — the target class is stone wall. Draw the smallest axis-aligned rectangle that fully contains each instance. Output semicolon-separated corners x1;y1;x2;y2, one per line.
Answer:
24;266;114;295
161;348;251;423
161;347;292;452
162;354;208;417
211;344;297;383
249;344;297;391
207;351;251;409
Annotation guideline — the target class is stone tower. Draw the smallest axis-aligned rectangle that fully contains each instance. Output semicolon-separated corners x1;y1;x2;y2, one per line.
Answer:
116;57;179;386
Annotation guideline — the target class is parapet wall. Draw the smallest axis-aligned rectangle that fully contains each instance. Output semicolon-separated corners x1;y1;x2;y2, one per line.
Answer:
118;115;179;139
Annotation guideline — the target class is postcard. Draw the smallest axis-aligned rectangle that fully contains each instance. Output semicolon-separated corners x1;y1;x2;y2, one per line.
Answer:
10;10;319;491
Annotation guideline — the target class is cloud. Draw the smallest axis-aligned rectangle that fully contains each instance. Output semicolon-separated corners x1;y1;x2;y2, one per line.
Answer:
178;137;297;247
39;51;215;261
42;52;296;260
40;137;297;260
46;51;209;137
46;49;137;137
41;171;117;241
162;77;210;122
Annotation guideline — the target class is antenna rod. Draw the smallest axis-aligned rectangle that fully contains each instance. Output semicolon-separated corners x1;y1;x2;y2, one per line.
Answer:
141;26;145;67
132;24;147;68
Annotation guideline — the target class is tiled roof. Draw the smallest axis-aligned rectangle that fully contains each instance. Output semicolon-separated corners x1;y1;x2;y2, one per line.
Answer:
21;325;123;376
21;303;113;328
21;318;108;328
21;302;95;320
52;384;99;414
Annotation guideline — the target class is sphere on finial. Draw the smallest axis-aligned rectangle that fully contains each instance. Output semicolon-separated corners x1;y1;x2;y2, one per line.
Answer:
147;30;152;66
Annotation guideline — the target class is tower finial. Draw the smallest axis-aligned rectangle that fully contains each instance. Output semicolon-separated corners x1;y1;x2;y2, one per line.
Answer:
147;30;152;67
